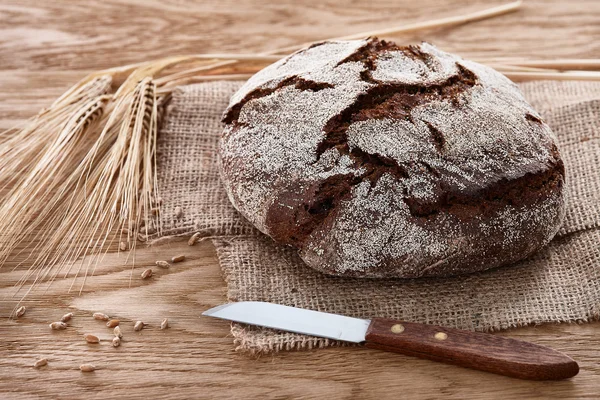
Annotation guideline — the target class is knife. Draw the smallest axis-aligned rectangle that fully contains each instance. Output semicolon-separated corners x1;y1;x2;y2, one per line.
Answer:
203;301;578;380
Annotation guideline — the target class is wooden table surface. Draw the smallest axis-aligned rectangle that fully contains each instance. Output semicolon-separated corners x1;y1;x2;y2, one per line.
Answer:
1;1;599;398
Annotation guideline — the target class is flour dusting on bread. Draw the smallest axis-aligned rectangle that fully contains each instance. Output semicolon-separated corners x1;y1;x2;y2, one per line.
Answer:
220;38;565;278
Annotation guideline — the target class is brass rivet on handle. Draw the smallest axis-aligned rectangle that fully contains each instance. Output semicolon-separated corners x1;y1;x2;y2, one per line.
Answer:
434;332;448;340
390;324;405;334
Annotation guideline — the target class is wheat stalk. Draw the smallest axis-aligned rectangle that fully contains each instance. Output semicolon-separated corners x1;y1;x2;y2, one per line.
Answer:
475;59;600;71
502;70;600;81
0;52;280;308
269;1;523;55
485;64;556;73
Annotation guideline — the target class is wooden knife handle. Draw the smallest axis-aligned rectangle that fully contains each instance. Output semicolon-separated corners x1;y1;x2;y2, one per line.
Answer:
364;318;578;380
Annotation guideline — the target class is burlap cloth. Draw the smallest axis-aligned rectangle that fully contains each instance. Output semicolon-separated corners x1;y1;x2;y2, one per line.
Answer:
151;80;600;354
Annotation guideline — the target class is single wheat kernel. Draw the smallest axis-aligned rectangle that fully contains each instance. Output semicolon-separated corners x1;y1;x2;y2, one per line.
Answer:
188;232;201;246
80;364;96;372
119;241;127;251
174;206;183;218
171;255;185;263
106;319;120;328
134;321;145;331
145;220;155;230
49;322;67;330
93;312;109;321
61;312;73;322
15;306;26;318
141;268;153;279
155;260;170;269
160;318;169;330
112;337;121;347
34;358;48;368
84;334;100;343
113;326;123;338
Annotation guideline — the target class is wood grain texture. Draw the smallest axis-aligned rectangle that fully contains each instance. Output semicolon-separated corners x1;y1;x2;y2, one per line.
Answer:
1;0;599;398
365;318;579;380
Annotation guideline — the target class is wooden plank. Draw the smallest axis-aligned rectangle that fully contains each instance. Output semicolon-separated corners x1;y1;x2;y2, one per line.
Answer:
1;239;599;399
1;0;599;398
0;239;598;399
0;0;599;71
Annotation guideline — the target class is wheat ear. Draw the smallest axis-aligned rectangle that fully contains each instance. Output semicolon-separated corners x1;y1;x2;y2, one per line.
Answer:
0;55;273;304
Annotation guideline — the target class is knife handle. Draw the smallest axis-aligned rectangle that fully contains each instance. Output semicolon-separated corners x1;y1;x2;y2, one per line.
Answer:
364;318;578;380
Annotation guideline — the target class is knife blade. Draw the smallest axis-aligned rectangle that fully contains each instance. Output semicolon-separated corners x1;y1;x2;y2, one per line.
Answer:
203;301;579;381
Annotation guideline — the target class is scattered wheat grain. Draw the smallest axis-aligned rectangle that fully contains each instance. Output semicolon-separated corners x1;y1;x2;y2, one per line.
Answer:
119;241;127;251
160;318;169;330
145;220;155;230
112;337;121;347
134;321;145;331
80;364;96;372
174;206;183;218
84;334;100;343
155;260;170;269
34;358;48;368
49;322;67;330
61;312;73;322
141;268;153;279
113;326;123;338
171;255;185;263
106;319;120;328
188;232;201;246
15;306;26;318
93;312;110;321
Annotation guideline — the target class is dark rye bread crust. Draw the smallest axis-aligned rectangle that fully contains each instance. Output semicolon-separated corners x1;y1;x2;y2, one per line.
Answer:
219;39;566;278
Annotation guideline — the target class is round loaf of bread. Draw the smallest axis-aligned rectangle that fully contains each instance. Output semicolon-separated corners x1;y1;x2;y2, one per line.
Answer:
219;38;566;278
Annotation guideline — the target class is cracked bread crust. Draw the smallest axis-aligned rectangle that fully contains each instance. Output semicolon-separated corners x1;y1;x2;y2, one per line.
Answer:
219;38;566;278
